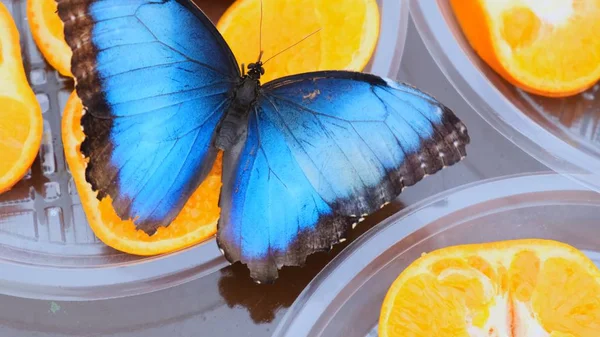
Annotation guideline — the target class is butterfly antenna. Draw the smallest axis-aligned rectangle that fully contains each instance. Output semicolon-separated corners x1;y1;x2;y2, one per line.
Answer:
263;28;322;65
258;0;264;59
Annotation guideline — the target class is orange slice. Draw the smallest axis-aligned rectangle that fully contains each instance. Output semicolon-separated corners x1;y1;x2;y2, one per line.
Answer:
379;239;600;336
451;0;600;97
27;0;73;77
62;92;221;255
217;0;380;83
0;3;43;194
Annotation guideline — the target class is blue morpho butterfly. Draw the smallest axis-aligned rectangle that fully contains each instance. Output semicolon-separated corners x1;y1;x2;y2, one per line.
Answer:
57;0;469;283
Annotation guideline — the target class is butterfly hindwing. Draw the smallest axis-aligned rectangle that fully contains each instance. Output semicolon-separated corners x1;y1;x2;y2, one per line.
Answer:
217;71;469;282
57;0;240;233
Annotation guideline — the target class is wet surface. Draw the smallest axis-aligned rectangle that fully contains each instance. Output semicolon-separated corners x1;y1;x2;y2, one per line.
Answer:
217;200;405;324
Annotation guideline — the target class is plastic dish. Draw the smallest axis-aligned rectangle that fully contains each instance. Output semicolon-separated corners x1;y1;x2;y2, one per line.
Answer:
273;173;600;337
0;0;408;301
409;0;600;193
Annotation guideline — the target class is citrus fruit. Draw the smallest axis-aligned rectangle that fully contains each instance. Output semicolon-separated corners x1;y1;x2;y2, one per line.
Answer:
451;0;600;97
217;0;380;83
0;3;43;194
62;92;221;255
27;0;73;77
379;239;600;337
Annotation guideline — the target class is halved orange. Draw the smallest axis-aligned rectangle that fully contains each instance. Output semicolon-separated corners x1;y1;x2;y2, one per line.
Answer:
217;0;380;83
0;3;43;194
62;92;221;255
379;239;600;336
27;0;73;77
451;0;600;97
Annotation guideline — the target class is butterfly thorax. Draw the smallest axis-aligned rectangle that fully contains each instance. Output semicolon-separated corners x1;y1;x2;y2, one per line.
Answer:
214;62;264;151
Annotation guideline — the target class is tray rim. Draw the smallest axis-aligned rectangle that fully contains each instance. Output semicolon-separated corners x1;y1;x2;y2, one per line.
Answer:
272;171;600;337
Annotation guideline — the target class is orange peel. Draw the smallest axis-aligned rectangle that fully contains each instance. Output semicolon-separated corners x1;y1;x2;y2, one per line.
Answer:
27;0;73;77
0;3;43;193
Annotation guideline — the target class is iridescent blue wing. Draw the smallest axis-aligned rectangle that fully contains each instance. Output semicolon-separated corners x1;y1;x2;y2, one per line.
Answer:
57;0;240;233
217;71;469;282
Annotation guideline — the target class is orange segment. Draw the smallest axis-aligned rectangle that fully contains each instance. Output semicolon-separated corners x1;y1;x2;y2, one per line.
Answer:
27;0;73;77
500;7;542;50
62;92;221;255
451;0;600;97
0;3;43;193
217;0;379;83
533;258;600;335
509;250;540;302
379;239;600;337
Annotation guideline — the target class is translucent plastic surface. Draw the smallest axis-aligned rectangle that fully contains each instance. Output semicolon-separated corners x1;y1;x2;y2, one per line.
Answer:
410;0;600;193
0;0;408;300
273;173;600;337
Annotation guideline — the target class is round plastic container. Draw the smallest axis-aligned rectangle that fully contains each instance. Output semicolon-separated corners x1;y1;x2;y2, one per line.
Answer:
0;0;408;300
409;1;600;193
273;173;600;337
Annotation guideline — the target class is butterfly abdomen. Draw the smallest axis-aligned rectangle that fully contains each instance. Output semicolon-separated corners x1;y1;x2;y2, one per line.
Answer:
215;76;260;150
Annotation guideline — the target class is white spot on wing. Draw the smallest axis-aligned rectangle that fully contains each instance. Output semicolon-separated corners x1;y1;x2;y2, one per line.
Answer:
383;77;401;89
302;89;321;100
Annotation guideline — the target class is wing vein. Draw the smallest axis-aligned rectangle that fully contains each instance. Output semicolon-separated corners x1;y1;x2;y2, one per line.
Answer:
350;123;391;176
125;140;179;211
103;60;193;79
105;87;230;114
268;95;369;192
380;87;459;158
372;90;424;149
143;130;196;221
131;15;231;77
261;95;339;201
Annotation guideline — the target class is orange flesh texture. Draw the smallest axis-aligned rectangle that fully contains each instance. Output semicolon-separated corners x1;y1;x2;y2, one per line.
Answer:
62;92;222;255
218;0;320;84
27;0;73;77
0;3;43;193
216;0;379;83
450;0;600;97
313;0;379;71
379;239;600;337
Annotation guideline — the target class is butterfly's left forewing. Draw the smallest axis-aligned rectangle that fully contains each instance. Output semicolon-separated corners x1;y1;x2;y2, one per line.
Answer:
57;0;240;234
217;71;469;282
